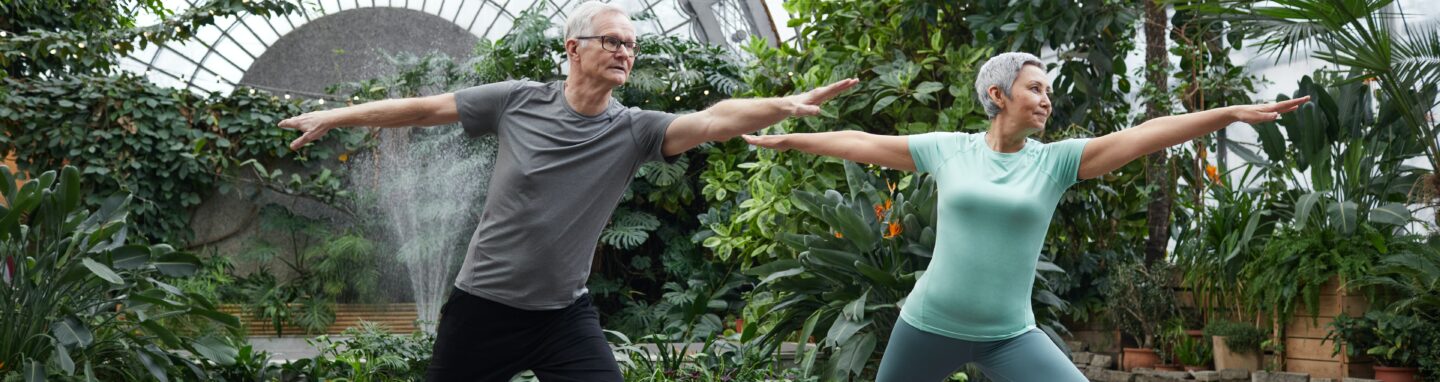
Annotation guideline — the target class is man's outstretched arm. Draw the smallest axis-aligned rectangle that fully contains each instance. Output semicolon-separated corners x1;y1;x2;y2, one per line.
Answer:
660;79;858;157
279;93;458;150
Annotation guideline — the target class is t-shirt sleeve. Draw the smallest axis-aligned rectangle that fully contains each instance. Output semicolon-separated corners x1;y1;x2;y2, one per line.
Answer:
454;81;517;137
908;132;953;174
1047;138;1092;187
629;108;680;163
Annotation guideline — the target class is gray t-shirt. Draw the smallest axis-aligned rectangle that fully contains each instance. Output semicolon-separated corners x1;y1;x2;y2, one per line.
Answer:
452;80;678;310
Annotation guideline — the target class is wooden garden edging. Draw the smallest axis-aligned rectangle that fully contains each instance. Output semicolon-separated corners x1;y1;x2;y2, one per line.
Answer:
219;303;420;336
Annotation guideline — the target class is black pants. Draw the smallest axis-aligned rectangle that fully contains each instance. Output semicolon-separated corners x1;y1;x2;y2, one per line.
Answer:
425;288;622;382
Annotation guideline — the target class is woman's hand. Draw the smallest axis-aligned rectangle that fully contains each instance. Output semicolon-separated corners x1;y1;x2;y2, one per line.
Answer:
742;131;916;171
741;134;794;151
1078;95;1312;179
1229;96;1311;124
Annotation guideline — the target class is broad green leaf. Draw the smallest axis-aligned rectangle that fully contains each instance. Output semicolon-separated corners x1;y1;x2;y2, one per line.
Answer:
1293;192;1324;229
81;258;123;284
51;317;94;347
871;95;899;114
54;342;74;375
842;290;868;321
109;245;150;270
136;349;170;382
824;316;870;347
1369;203;1412;226
828;332;877;377
152;252;200;277
24;359;44;382
191;336;238;365
1327;201;1358;234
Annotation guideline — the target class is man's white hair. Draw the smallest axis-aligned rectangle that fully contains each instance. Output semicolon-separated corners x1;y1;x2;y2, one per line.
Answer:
565;1;627;41
974;52;1044;119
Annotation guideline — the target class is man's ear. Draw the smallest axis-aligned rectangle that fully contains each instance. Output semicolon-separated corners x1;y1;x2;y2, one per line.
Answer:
565;40;579;60
987;85;1007;110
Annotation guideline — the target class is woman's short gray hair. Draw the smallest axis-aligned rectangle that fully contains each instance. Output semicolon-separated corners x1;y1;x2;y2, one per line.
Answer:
974;52;1044;119
565;1;627;41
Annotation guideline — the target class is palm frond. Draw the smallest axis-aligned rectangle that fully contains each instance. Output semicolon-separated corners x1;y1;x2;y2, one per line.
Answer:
1392;20;1440;86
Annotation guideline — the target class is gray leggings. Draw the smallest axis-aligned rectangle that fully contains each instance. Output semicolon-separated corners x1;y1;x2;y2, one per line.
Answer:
876;319;1086;382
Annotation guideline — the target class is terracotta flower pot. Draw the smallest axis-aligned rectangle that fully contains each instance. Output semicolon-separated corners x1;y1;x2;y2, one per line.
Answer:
1122;347;1161;371
1373;366;1420;382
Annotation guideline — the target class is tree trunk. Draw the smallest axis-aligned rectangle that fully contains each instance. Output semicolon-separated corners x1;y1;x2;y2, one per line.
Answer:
1143;0;1172;265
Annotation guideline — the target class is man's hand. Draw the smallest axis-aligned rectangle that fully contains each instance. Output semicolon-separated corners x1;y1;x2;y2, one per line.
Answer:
279;111;333;151
785;78;859;116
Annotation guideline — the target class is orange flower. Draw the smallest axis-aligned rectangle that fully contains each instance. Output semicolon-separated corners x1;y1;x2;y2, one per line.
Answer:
1205;164;1220;183
834;231;844;239
338;152;350;162
883;220;903;238
873;199;892;221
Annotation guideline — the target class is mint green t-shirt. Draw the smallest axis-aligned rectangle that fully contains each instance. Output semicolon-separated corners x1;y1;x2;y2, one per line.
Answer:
900;132;1091;341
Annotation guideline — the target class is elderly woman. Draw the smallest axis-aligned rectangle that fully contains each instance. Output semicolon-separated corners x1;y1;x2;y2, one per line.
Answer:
743;52;1309;381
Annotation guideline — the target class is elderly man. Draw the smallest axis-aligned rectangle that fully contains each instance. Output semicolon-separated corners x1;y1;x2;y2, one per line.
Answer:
277;1;855;381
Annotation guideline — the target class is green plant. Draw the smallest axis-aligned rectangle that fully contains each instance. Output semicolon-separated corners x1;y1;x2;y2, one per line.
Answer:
742;163;933;380
1174;334;1214;367
1203;320;1269;353
1349;238;1440;377
1101;259;1180;350
0;0;297;77
1352;237;1440;321
612;270;749;377
158;249;239;338
202;337;320;382
305;323;436;382
0;166;242;381
610;330;812;382
1326;311;1438;368
1231;74;1424;324
0;0;359;244
1240;224;1396;323
229;205;380;335
1187;0;1440;202
0;73;367;243
1173;166;1282;320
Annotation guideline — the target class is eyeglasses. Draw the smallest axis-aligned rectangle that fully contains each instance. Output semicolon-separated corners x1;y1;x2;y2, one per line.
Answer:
575;35;639;56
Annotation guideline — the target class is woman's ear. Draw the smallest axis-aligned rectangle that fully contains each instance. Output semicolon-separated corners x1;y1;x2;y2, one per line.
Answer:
988;85;1007;110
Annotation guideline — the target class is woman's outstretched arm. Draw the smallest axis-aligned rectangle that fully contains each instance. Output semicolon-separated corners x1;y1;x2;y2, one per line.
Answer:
1078;96;1311;179
743;130;915;171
